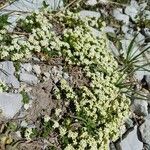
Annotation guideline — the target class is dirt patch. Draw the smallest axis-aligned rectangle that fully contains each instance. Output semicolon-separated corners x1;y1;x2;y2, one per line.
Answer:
25;79;54;124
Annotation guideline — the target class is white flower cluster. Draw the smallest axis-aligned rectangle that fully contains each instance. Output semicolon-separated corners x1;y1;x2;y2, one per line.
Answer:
0;9;130;150
0;9;63;61
53;11;130;150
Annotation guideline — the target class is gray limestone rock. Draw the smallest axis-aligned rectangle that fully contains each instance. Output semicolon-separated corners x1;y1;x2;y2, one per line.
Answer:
0;92;23;118
86;0;97;6
116;126;143;150
131;99;148;116
20;73;38;85
0;61;20;88
113;8;129;24
125;118;134;129
21;63;32;72
79;10;101;19
139;118;150;145
32;65;41;75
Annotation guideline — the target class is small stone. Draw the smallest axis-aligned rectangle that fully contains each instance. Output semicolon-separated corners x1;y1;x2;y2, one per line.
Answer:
15;131;21;138
44;72;50;78
144;28;150;38
131;99;148;116
21;63;32;72
86;0;97;6
33;65;41;75
0;92;23;118
125;5;138;21
63;72;69;80
109;41;119;57
21;120;28;127
0;61;20;88
79;10;101;19
113;8;129;24
90;27;102;37
125;118;134;129
109;142;117;150
116;126;143;150
104;26;116;33
20;73;38;85
139;118;150;145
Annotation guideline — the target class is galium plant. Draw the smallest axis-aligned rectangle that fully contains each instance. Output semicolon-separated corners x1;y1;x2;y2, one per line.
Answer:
0;8;131;150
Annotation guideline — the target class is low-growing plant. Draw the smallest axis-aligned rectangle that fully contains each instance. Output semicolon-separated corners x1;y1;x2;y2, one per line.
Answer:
0;7;132;150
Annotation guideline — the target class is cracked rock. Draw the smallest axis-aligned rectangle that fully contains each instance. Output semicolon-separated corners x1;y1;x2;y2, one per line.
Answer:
0;61;20;88
21;63;32;72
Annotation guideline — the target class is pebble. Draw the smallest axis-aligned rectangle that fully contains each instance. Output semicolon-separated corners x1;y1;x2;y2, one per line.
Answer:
0;61;20;89
33;65;41;75
20;73;38;85
21;63;32;72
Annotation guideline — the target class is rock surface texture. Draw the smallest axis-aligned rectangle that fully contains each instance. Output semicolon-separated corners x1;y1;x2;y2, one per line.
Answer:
116;126;143;150
139;117;150;146
0;61;20;88
0;92;23;118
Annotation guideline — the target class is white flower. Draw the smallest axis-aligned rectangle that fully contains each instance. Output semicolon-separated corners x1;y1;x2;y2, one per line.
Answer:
25;128;33;140
68;130;78;140
52;121;59;128
59;127;67;136
44;115;50;122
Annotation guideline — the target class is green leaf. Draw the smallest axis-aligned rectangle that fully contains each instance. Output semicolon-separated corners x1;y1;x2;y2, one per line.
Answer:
0;14;9;30
129;46;150;64
20;90;30;104
42;0;49;8
125;34;138;63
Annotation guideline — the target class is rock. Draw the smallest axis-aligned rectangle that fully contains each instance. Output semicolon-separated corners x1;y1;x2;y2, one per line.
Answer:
144;10;150;20
90;27;102;37
0;61;20;88
116;126;143;150
108;41;119;57
139;118;150;145
131;99;148;116
143;75;150;90
86;0;97;6
20;73;38;85
0;92;23;118
3;0;63;12
21;63;32;72
143;28;150;38
113;8;129;24
79;10;101;18
125;118;134;129
109;142;116;150
104;26;116;34
43;72;50;81
32;65;41;75
135;33;145;45
125;5;138;21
